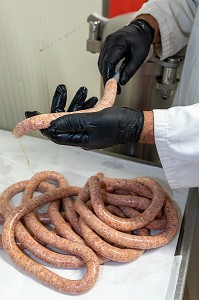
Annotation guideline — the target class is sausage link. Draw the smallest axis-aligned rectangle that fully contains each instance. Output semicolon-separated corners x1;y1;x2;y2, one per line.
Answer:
89;176;165;231
12;78;117;137
119;206;167;231
2;186;100;295
0;213;4;224
106;192;151;210
22;171;86;266
79;217;147;262
0;213;4;248
60;198;110;265
103;177;153;198
80;201;149;262
105;191;163;218
0;235;47;250
0;180;86;268
47;199;85;244
62;196;82;237
74;179;179;249
1;171;179;295
106;204;127;218
35;212;54;225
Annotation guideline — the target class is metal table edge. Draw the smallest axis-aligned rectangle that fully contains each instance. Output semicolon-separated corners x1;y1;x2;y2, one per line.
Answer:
174;187;199;299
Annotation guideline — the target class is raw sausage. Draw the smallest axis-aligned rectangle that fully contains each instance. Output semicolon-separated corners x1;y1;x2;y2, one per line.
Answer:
0;179;86;268
21;171;87;260
0;170;179;295
119;206;167;230
89;176;165;231
12;78;117;137
74;176;179;249
79;217;148;262
48;199;85;244
2;186;100;295
62;196;83;237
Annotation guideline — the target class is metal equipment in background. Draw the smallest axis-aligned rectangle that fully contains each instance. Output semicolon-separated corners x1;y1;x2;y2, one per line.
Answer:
87;12;185;166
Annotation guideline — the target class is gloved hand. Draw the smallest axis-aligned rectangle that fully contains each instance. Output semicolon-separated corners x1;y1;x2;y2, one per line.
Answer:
98;19;155;92
45;106;144;150
25;84;98;137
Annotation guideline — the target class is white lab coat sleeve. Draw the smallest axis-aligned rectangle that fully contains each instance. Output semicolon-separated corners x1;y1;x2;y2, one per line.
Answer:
133;0;198;59
153;104;199;188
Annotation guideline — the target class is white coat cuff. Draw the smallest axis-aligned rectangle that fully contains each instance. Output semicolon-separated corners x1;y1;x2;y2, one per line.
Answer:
153;109;180;188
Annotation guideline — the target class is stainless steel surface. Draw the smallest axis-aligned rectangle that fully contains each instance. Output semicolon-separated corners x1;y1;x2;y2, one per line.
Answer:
154;56;184;100
174;188;199;300
87;13;108;53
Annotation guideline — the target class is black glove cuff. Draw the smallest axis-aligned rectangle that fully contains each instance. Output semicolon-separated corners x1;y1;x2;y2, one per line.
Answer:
129;19;155;44
117;109;144;145
131;110;144;143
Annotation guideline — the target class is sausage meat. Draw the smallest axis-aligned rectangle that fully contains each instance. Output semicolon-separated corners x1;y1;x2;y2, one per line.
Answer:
74;176;179;249
12;78;117;137
0;179;86;268
2;186;100;294
0;170;179;295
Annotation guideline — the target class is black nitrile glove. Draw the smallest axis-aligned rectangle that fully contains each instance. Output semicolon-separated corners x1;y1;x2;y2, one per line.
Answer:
98;19;155;92
25;84;98;138
45;106;144;150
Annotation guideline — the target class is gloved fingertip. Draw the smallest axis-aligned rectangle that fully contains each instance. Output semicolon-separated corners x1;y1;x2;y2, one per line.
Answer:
71;86;88;101
47;121;57;133
120;64;136;85
80;86;87;93
51;84;67;113
77;86;88;99
117;83;121;95
90;96;98;105
54;84;67;102
102;69;112;86
40;128;47;136
68;86;90;112
119;74;128;86
25;111;41;118
56;84;67;94
103;78;107;87
40;128;52;138
82;97;98;109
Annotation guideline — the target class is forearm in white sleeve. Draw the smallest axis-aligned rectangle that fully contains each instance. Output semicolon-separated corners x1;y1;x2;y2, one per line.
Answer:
133;0;197;59
153;103;199;188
